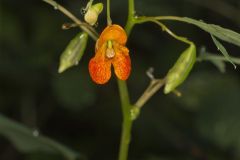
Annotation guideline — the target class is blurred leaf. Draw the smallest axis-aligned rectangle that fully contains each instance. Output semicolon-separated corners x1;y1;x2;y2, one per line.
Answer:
52;69;96;110
210;59;226;73
172;17;240;47
211;35;236;68
0;114;80;160
176;72;240;155
58;32;88;73
197;48;240;72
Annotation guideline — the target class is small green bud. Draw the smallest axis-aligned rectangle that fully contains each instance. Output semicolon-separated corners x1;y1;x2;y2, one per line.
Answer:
58;32;88;73
84;3;103;26
164;43;196;94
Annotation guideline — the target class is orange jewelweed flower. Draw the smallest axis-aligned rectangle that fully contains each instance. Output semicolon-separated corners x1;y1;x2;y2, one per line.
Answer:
89;24;131;84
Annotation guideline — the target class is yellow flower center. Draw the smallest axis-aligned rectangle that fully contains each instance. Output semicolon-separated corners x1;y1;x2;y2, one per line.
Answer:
106;40;115;58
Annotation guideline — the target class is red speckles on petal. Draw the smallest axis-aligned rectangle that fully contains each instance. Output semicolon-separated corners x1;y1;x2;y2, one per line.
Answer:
89;45;112;84
89;56;112;84
112;46;131;81
89;24;131;84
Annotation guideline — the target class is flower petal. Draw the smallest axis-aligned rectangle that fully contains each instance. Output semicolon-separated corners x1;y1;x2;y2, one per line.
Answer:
89;45;112;84
97;25;127;48
112;45;131;81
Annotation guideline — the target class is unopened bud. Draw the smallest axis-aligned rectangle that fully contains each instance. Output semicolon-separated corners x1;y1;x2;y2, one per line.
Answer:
58;32;88;73
164;43;196;94
84;3;103;26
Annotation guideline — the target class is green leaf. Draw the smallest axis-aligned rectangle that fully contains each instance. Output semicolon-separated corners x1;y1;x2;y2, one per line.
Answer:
58;32;88;73
210;59;226;73
164;43;196;94
0;114;80;160
177;17;240;47
211;35;237;69
197;48;226;73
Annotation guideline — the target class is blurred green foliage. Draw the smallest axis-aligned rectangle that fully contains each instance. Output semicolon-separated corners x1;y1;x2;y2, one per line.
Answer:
0;0;240;160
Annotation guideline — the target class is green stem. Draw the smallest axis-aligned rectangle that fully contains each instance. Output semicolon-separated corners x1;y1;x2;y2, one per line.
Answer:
135;17;193;45
118;117;133;160
117;79;132;160
125;0;136;34
136;16;185;22
117;1;136;160
117;80;131;117
107;0;112;25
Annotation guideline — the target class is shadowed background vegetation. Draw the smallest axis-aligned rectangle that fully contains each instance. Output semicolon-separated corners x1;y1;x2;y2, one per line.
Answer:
0;0;240;160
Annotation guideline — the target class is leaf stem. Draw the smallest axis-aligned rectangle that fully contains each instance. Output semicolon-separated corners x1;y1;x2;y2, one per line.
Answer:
43;0;99;40
135;18;193;45
136;16;186;22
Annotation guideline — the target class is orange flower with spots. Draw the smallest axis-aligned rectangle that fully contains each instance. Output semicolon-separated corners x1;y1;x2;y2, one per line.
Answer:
89;24;131;84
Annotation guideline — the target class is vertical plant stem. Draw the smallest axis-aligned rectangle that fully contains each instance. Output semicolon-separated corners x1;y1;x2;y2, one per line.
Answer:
117;80;132;160
107;0;112;25
125;0;136;34
118;1;136;160
118;120;132;160
117;80;131;116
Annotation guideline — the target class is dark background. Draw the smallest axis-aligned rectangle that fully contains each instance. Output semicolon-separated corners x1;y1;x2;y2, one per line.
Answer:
0;0;240;160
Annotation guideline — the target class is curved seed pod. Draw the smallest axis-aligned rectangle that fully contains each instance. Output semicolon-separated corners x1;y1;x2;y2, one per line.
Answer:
164;43;196;94
58;32;88;73
84;3;103;26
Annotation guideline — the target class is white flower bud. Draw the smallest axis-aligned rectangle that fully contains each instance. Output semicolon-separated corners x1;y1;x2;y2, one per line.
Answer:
84;3;103;26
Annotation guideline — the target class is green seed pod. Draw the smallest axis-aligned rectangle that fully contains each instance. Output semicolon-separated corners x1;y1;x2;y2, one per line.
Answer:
84;3;103;26
58;32;88;73
164;43;196;94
